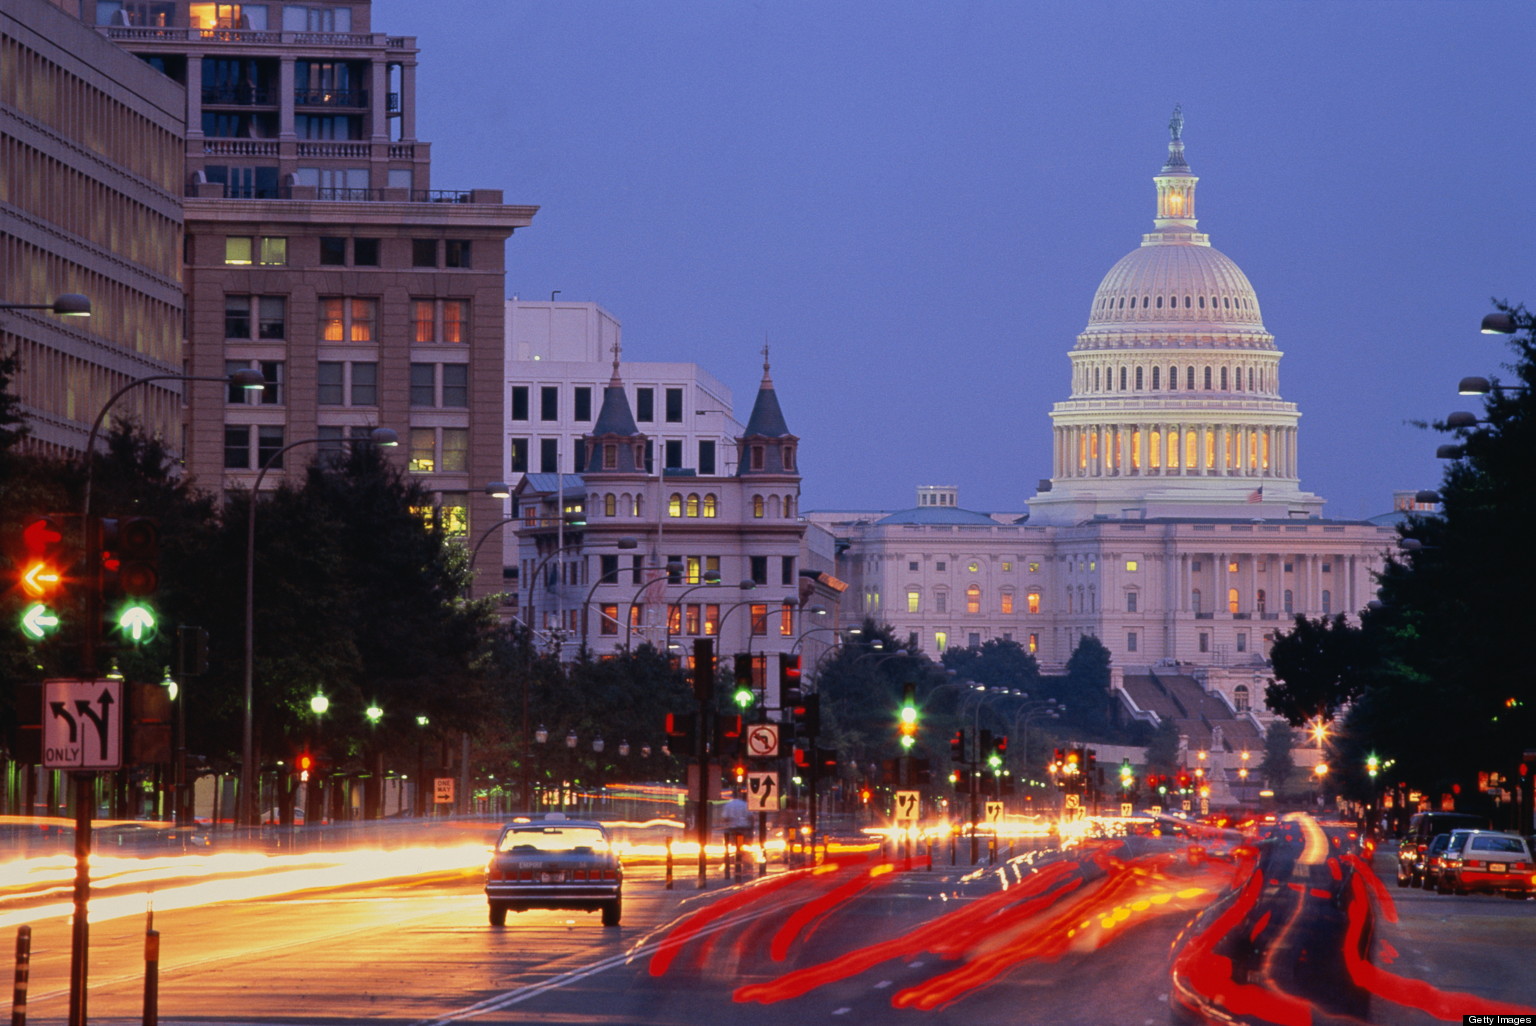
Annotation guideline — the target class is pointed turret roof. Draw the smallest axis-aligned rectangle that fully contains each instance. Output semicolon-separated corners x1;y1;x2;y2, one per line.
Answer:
741;346;791;439
591;342;640;437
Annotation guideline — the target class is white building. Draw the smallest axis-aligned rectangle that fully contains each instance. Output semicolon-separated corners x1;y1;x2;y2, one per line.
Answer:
807;114;1397;759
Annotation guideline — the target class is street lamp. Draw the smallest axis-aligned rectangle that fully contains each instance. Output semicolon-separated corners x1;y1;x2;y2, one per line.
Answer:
239;427;397;829
0;294;91;317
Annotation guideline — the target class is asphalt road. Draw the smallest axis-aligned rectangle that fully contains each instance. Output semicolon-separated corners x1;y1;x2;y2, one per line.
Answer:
4;823;1534;1026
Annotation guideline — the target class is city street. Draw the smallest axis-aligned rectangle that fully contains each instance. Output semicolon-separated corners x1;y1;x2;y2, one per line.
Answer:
3;816;1533;1025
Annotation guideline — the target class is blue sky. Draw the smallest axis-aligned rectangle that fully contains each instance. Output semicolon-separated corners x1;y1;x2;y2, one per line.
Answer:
374;0;1535;519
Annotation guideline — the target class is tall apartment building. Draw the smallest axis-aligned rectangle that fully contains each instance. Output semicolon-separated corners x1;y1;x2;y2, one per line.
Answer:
2;0;186;455
79;0;536;594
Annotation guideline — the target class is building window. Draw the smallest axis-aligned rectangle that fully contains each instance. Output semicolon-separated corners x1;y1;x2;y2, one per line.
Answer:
316;361;376;406
907;590;920;613
635;388;654;422
540;439;558;473
574;387;592;422
1321;590;1332;614
511;386;529;421
685;493;700;517
1283;589;1294;613
412;299;469;344
934;631;948;653
354;238;379;265
781;603;794;637
540;386;559;421
319;297;376;342
445;240;471;268
1233;684;1251;711
1228;560;1239;574
1256;589;1267;613
750;604;768;636
224;295;286;340
1127;632;1138;652
781;556;795;586
1027;592;1041;614
1192;589;1202;613
966;585;981;614
1125;560;1139;572
509;439;529;474
698;440;716;475
412;239;437;267
1198;632;1210;653
665;387;683;423
226;360;283;405
1236;632;1248;653
668;493;682;517
936;591;948;614
410;364;469;407
599;603;619;636
1000;592;1014;614
1028;633;1038;654
750;556;768;586
1228;588;1240;614
750;445;764;471
1126;591;1138;613
224;236;286;265
320;237;346;265
703;494;717;517
752;495;764;518
1029;562;1040;572
665;440;684;469
909;561;920;572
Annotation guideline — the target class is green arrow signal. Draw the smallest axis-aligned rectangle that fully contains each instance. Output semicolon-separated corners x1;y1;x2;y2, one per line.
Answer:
118;604;156;643
20;603;60;639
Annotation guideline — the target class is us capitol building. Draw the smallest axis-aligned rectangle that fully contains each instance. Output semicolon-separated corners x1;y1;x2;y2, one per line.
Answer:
806;112;1399;727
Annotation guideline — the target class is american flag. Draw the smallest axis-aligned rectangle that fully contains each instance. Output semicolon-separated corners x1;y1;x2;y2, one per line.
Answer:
1246;485;1264;503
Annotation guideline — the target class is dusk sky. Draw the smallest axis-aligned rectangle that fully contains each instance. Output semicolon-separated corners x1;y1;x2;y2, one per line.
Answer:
375;0;1534;519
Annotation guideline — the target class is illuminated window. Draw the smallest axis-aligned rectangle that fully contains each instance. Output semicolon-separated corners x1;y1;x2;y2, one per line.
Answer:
1002;561;1013;572
1027;592;1041;614
319;297;376;342
667;604;682;634
599;604;619;636
967;561;980;572
1228;560;1239;573
704;604;719;635
1028;633;1038;654
1125;560;1138;572
752;495;764;518
685;604;701;635
780;603;794;636
1000;592;1014;614
750;604;768;636
225;236;252;265
1028;562;1040;573
685;556;701;584
686;494;700;517
907;590;921;613
1228;588;1239;614
966;585;981;614
668;493;682;517
1256;589;1267;613
934;631;947;652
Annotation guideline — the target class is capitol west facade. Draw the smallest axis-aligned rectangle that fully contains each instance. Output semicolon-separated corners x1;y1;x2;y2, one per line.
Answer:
808;116;1397;711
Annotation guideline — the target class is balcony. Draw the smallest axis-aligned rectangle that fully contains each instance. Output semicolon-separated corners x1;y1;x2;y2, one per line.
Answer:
294;89;368;109
202;86;275;106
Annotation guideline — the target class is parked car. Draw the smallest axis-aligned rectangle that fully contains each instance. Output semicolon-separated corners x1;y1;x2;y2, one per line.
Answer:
1437;830;1536;898
484;818;622;927
1397;811;1488;887
1420;830;1476;891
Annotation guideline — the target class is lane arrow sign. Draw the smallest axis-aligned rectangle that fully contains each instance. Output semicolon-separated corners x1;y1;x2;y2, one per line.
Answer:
119;606;155;642
21;603;59;639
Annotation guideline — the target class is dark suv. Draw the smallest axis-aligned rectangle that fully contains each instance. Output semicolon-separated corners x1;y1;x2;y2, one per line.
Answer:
1397;811;1489;888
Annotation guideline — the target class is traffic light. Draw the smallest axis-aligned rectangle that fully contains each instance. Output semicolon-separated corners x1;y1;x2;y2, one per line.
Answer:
295;751;314;782
1120;759;1134;789
779;653;802;704
99;516;159;644
692;638;714;702
898;683;917;750
988;734;1007;771
732;653;755;710
16;516;66;639
1064;747;1080;776
950;729;965;762
664;711;696;757
1366;753;1380;778
717;714;744;755
790;691;820;740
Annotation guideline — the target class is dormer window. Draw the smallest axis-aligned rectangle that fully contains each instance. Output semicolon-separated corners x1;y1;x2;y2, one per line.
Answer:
603;443;617;469
782;446;795;470
750;445;765;471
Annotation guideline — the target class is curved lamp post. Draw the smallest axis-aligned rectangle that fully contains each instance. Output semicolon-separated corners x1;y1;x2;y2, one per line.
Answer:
240;427;397;829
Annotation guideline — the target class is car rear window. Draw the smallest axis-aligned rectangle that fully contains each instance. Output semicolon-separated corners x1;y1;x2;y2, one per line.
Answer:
1469;835;1527;854
498;827;609;854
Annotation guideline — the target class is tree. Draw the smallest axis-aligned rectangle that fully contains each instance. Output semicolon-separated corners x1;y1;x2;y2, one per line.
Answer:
1345;302;1536;798
1261;720;1296;794
941;638;1040;694
1264;613;1367;729
1143;720;1180;775
1060;634;1114;736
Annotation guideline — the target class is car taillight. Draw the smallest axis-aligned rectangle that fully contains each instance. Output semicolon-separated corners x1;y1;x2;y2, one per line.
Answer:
1464;859;1484;869
487;863;503;880
1511;862;1531;871
571;869;587;882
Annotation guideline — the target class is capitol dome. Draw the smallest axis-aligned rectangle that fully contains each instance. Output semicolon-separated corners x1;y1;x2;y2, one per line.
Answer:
1027;109;1323;525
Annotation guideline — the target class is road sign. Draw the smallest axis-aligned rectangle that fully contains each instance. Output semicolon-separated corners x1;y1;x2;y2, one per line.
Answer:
894;790;921;822
433;778;455;805
1120;802;1134;817
42;679;122;770
1064;792;1079;809
746;723;779;758
745;771;779;811
984;801;1004;824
